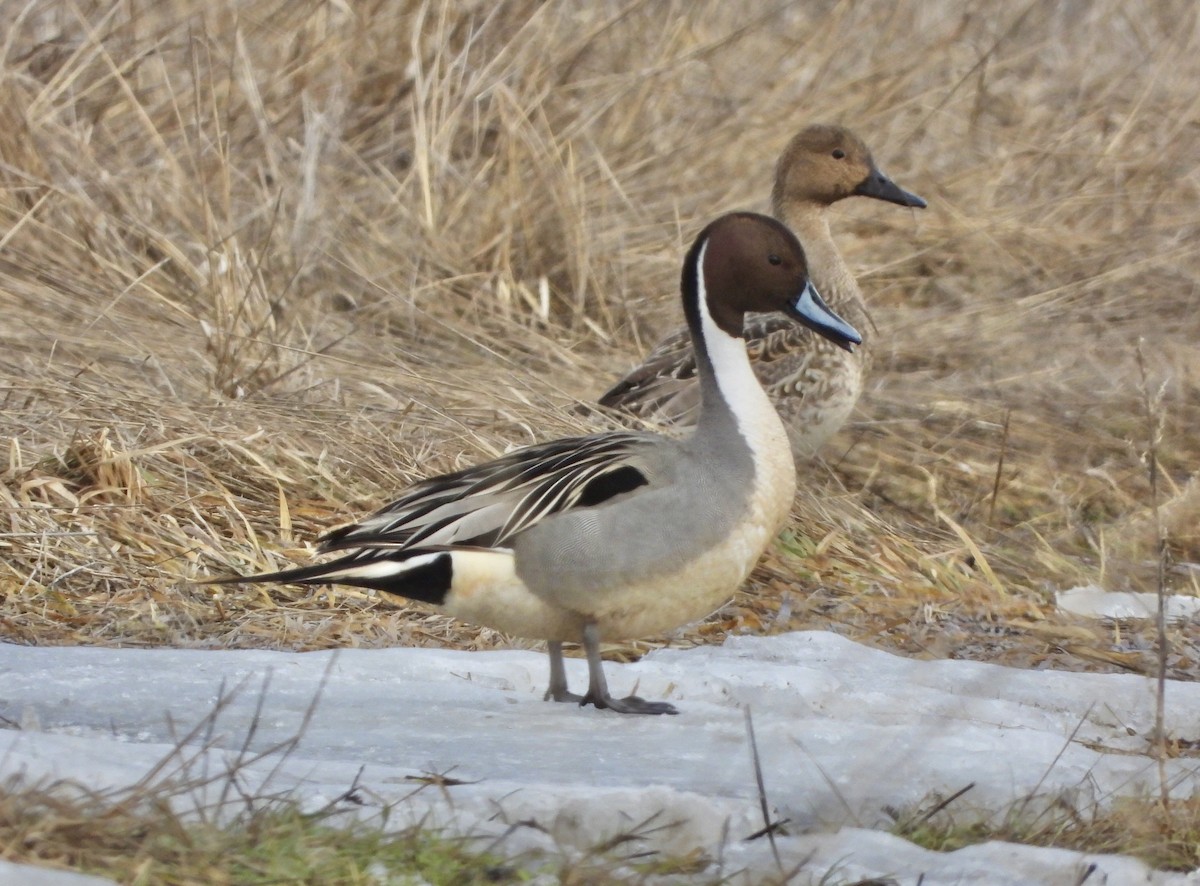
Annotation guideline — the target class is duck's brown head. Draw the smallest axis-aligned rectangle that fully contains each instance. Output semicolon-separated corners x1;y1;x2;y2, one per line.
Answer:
685;212;862;352
771;124;926;214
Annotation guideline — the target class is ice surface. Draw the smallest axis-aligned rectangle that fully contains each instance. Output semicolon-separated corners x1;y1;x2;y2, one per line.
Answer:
1057;584;1200;621
1;631;1197;884
0;861;115;886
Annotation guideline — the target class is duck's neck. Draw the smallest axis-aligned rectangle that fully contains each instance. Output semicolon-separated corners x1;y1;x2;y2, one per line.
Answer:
780;205;868;339
684;242;791;468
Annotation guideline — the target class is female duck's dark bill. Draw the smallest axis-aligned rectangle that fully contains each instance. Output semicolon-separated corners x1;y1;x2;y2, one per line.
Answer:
786;281;862;352
854;171;927;209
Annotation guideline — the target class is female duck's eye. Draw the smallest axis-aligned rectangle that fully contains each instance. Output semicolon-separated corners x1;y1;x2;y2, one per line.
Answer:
768;254;782;266
832;149;846;159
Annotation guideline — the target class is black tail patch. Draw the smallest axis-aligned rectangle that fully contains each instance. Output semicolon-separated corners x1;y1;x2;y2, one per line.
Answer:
382;552;452;605
201;550;453;607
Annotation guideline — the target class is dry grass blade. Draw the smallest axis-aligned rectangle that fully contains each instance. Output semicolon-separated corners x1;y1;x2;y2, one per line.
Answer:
1135;339;1172;806
743;706;784;872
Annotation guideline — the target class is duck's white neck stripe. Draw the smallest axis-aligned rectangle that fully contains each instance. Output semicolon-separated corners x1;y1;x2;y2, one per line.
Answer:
694;241;784;455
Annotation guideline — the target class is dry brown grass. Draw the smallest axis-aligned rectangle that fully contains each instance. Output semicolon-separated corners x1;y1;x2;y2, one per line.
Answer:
893;790;1200;872
1;0;1198;684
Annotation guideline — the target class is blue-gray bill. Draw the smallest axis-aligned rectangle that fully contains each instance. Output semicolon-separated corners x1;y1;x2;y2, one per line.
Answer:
786;281;862;352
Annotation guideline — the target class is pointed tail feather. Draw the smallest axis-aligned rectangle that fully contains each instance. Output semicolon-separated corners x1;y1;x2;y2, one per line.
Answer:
200;550;452;606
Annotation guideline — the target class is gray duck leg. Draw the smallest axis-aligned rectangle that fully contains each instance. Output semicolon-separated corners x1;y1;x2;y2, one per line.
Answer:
579;623;678;715
544;640;584;703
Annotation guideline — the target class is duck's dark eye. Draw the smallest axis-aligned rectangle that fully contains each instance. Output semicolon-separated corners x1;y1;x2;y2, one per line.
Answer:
832;149;846;160
768;254;782;266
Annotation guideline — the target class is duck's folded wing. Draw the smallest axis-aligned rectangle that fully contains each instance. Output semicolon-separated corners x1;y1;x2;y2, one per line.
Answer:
598;314;804;418
317;431;657;553
597;326;698;418
742;314;810;365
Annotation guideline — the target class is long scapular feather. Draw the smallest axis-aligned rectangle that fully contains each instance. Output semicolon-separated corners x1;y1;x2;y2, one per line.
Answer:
317;431;653;553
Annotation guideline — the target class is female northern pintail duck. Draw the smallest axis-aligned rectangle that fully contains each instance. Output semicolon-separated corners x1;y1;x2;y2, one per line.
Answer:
208;213;861;715
599;125;924;458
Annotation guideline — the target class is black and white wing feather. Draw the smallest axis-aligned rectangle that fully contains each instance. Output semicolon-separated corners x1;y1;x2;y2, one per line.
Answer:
318;430;656;553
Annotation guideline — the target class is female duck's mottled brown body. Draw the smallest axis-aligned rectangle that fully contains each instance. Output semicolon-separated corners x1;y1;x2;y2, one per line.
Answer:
600;125;925;458
208;213;861;716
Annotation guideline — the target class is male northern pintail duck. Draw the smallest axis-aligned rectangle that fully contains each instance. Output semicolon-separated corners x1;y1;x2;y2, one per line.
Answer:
207;213;861;715
599;125;925;458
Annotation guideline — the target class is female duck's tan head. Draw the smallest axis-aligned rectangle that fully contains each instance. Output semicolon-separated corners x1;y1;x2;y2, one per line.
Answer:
770;124;926;213
683;212;862;351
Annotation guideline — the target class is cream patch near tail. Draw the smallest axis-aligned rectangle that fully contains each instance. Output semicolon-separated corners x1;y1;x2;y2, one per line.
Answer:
441;548;584;641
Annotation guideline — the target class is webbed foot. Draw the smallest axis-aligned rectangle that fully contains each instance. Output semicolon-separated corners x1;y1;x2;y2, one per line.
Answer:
581;690;678;716
578;622;680;716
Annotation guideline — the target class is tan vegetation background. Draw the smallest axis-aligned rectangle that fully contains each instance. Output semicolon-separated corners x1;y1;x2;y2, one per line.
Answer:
1;0;1197;677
